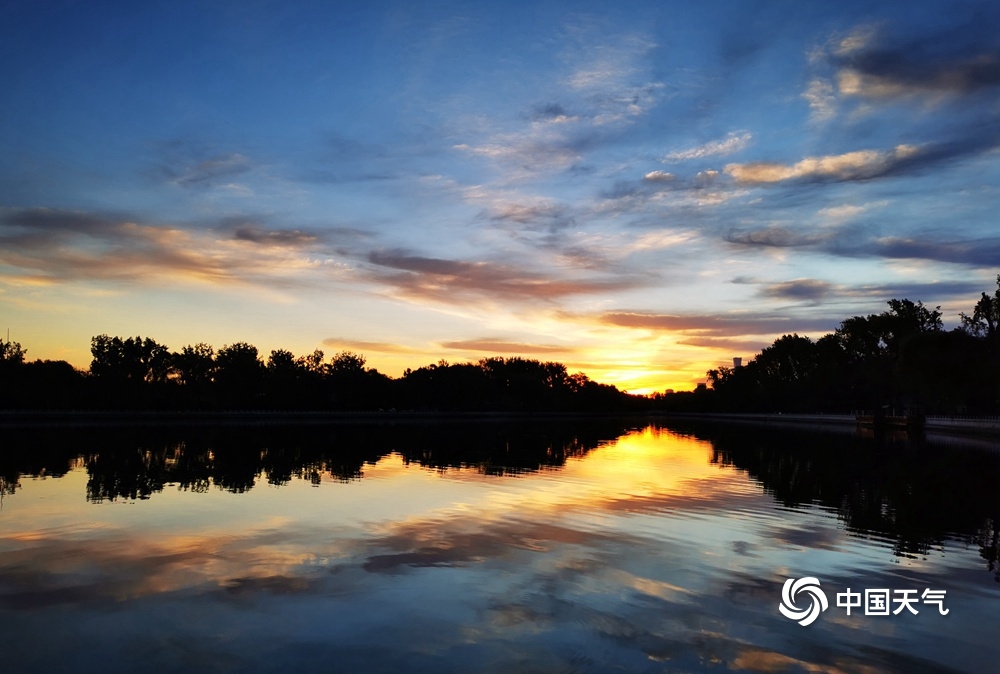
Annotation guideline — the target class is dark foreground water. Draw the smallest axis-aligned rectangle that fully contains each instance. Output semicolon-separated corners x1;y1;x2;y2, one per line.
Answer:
1;419;998;673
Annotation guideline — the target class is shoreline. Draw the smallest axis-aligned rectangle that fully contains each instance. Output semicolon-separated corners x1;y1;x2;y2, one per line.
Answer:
659;411;1000;443
3;409;1000;441
0;409;654;427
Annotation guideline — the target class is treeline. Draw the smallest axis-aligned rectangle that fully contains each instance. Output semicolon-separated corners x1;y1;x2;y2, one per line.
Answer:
4;276;999;414
0;336;640;412
659;276;1000;414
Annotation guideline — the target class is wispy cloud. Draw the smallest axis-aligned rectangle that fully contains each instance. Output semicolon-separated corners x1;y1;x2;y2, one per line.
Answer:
663;133;752;162
233;225;321;248
730;276;987;315
170;153;254;187
725;217;1000;268
364;250;643;304
837;279;987;301
830;25;879;58
565;34;663;123
597;168;745;217
0;208;335;288
486;202;576;234
724;225;831;248
439;339;577;355
450;31;663;177
865;236;1000;267
675;336;773;353
528;102;578;124
452;133;583;173
759;279;833;302
596;311;836;337
321;339;421;355
816;202;884;222
801;78;837;122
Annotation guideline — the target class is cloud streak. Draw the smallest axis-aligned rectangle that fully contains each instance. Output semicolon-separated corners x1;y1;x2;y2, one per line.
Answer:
725;226;831;248
321;339;422;355
364;250;644;304
0;208;331;288
168;153;254;187
233;225;321;248
439;339;577;355
865;236;1000;267
732;276;987;308
725;219;1000;268
663;133;752;162
596;311;837;338
725;144;921;184
759;279;833;302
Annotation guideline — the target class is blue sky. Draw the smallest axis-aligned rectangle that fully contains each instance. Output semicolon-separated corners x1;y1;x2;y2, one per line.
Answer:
2;0;999;392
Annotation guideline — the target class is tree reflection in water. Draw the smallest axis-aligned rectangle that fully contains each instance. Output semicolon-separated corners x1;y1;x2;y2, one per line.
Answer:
0;420;640;498
684;422;1000;580
2;419;999;578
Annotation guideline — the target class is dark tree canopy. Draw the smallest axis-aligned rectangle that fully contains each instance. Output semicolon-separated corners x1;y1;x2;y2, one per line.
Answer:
1;337;26;364
961;275;1000;339
692;286;999;414
90;335;171;383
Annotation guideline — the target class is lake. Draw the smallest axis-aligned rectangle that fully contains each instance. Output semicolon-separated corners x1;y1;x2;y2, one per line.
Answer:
1;419;998;673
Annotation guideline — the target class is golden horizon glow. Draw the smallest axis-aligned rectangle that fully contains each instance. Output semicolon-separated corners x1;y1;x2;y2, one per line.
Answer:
10;319;742;394
13;341;725;394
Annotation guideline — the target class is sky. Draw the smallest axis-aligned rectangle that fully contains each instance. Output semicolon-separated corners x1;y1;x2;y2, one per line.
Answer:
2;0;999;393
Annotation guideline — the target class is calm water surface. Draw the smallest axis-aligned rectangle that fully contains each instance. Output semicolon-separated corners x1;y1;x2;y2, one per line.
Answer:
1;420;998;673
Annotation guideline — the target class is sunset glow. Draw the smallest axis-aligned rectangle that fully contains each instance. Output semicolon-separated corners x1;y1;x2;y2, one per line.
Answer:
3;2;998;392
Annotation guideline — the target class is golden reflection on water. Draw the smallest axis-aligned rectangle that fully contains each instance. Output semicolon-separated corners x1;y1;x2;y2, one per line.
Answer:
2;425;998;674
0;428;748;596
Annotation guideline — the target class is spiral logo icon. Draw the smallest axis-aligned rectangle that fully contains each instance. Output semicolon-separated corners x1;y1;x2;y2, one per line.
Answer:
779;577;828;626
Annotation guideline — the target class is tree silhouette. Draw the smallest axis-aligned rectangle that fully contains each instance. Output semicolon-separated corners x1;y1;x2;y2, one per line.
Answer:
172;343;215;385
961;275;1000;339
90;335;170;383
214;342;264;407
0;337;26;364
695;291;995;414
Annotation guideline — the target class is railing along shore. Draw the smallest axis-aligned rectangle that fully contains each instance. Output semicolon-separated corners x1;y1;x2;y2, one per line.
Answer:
661;412;1000;437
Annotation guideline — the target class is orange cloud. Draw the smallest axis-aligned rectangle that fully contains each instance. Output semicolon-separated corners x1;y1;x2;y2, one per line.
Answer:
724;145;920;184
439;339;577;355
321;338;423;354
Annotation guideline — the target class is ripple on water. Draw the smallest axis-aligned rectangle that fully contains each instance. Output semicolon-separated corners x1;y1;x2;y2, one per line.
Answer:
0;421;998;673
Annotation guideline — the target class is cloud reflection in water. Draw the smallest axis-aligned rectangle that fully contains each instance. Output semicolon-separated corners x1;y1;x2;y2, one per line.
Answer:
0;422;998;672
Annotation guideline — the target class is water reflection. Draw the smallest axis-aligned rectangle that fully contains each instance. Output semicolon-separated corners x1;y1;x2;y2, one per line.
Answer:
1;420;641;500
686;422;1000;577
0;421;998;673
